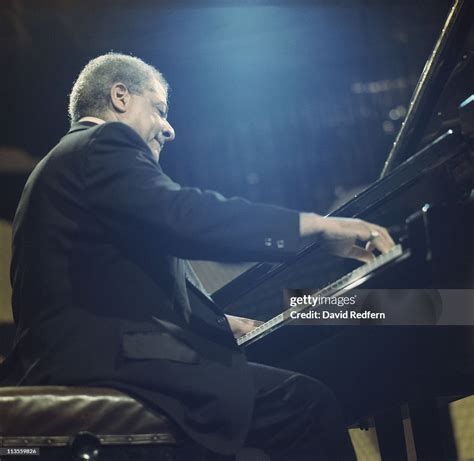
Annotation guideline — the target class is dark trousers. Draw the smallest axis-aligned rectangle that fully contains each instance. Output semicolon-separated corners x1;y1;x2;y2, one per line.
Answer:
241;363;356;461
176;363;356;461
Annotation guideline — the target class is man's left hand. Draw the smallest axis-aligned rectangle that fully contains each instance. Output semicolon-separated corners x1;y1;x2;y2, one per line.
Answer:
225;315;263;339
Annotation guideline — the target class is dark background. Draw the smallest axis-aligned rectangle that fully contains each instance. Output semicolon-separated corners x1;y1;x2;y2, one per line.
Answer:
1;0;453;215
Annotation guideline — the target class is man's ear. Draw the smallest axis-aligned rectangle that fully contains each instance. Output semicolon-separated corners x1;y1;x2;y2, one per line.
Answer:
110;83;130;113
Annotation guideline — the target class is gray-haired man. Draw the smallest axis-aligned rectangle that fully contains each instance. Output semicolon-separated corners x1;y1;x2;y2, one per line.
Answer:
2;53;393;460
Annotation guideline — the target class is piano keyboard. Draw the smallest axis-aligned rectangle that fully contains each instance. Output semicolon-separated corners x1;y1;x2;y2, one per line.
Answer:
237;243;405;346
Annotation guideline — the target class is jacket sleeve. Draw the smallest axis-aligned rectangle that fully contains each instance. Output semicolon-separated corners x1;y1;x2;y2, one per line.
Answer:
83;122;301;262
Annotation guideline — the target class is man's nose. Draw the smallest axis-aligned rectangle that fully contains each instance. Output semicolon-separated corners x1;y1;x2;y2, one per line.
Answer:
161;120;175;142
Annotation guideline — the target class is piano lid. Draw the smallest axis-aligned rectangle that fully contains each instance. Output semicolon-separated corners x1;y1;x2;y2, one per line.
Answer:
213;0;474;310
381;0;474;177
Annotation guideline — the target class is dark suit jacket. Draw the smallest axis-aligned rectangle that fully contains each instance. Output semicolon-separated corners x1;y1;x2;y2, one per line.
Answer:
1;121;300;454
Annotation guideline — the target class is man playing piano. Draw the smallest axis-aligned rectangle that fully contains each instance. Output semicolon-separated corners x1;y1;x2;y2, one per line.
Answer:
1;53;394;460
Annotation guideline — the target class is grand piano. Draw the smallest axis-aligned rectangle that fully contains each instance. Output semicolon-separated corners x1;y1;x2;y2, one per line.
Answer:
212;0;474;458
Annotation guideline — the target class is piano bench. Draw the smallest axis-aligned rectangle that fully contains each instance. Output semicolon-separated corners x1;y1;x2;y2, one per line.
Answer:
0;386;183;461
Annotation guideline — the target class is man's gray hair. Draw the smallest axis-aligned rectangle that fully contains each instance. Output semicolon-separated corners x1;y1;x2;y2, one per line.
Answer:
68;53;168;123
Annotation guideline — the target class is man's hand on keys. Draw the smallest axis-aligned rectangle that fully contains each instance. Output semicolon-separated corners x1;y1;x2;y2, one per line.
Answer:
226;315;263;339
299;213;395;263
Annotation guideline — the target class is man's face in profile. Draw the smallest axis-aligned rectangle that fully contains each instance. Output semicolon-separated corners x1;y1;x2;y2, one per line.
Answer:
124;78;175;161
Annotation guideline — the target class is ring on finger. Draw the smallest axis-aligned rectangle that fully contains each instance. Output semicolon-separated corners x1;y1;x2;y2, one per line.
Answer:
369;230;380;241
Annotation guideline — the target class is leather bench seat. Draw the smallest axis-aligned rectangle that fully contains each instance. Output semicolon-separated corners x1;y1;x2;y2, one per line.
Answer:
0;386;180;448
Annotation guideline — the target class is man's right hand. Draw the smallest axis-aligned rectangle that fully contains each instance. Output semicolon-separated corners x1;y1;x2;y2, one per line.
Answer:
299;213;395;263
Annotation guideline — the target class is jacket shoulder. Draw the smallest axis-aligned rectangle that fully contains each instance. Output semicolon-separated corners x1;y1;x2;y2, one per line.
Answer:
90;122;148;151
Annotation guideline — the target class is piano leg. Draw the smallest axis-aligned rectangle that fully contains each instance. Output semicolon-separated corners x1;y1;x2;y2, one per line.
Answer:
352;399;459;461
409;398;458;461
374;406;408;461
